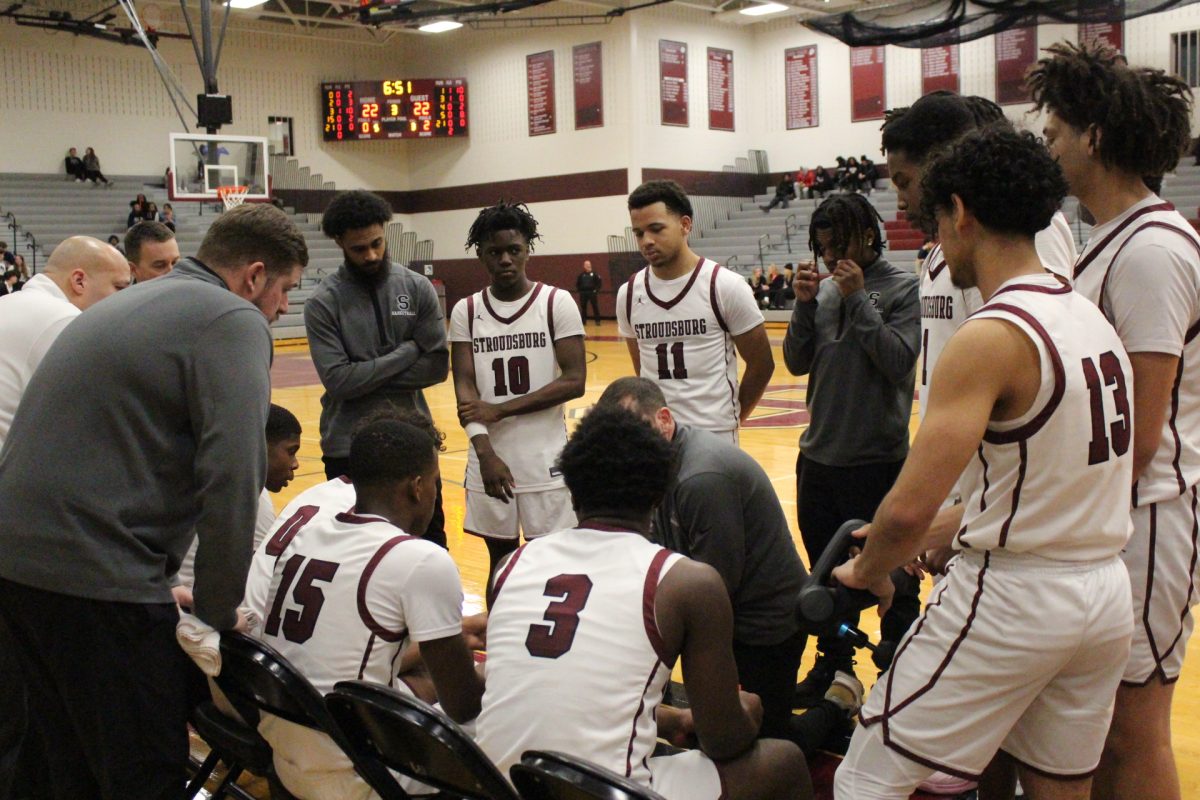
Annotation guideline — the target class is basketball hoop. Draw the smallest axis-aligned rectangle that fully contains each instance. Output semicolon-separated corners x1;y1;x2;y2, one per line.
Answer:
217;185;249;211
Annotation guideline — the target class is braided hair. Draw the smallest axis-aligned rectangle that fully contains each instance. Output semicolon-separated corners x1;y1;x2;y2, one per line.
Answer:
809;193;885;263
1027;41;1193;178
465;201;542;252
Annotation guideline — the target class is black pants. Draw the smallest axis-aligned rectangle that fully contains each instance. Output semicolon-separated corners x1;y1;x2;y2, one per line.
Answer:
795;454;921;665
323;456;447;548
84;169;108;184
0;578;206;800
578;292;600;325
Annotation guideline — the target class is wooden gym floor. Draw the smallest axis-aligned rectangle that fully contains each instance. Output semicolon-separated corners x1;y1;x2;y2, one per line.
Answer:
232;321;1199;796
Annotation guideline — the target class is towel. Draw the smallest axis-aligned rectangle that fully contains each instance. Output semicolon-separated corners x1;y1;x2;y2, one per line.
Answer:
176;608;262;676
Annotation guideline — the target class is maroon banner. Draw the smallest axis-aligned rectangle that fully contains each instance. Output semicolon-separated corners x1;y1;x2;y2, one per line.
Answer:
995;27;1037;105
707;48;734;131
1079;21;1123;50
573;42;603;130
527;50;556;136
921;45;960;94
785;45;818;130
850;46;885;122
659;40;689;127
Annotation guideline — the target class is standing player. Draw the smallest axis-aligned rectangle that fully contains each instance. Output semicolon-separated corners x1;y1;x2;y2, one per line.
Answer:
1029;42;1200;800
476;405;810;800
449;202;586;581
245;414;484;800
304;190;449;546
832;128;1134;799
617;180;774;441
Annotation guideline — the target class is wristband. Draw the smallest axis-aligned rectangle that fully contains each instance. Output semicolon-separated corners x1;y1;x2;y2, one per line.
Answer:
465;422;488;439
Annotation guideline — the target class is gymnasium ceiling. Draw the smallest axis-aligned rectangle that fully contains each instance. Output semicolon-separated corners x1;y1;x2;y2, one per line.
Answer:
4;0;897;41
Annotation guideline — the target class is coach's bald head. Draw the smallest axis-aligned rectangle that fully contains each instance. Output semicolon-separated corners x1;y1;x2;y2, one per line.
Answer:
44;236;131;311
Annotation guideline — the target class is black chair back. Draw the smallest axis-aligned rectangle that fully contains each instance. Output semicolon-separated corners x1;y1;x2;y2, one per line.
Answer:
326;680;521;800
214;633;400;797
509;751;666;800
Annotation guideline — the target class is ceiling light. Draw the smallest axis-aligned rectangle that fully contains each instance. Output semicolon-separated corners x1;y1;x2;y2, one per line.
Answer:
228;0;269;8
740;2;788;14
419;19;463;32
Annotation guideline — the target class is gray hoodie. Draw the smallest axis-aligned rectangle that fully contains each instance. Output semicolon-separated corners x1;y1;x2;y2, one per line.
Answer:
783;256;920;466
304;260;449;458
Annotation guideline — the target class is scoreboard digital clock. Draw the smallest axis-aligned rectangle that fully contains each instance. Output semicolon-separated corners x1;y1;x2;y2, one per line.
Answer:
322;78;468;141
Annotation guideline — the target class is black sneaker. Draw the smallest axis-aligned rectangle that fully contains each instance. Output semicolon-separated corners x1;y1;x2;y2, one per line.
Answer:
793;655;851;708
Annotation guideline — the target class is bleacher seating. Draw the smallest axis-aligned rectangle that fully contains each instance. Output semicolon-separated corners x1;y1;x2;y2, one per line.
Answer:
0;173;344;340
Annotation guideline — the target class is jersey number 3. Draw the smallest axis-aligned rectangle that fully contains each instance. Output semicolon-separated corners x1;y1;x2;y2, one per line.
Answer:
1082;351;1131;465
525;574;593;659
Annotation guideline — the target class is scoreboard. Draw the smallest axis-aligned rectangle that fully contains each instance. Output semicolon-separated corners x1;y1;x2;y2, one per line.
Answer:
322;78;468;141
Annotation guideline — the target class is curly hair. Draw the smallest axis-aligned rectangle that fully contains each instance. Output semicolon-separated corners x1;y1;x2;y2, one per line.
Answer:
627;180;694;219
349;414;445;489
556;405;675;517
321;190;394;239
809;193;885;262
1027;40;1193;178
920;127;1068;238
881;91;1008;163
464;201;542;252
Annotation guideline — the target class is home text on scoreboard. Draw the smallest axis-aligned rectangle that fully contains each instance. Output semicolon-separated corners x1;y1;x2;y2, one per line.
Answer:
322;78;468;141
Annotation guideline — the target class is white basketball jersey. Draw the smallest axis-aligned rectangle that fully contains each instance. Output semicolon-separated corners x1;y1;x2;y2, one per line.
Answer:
243;476;356;619
255;510;464;696
918;212;1076;421
476;527;683;785
617;259;763;434
1073;196;1200;506
955;275;1134;561
449;283;584;493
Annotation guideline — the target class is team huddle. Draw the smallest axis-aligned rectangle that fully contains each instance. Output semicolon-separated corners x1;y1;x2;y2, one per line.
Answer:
0;39;1198;800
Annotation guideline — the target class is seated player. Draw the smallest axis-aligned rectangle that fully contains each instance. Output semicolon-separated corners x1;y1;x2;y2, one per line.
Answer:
244;413;484;800
832;128;1135;799
476;405;811;800
449;202;586;582
175;403;301;592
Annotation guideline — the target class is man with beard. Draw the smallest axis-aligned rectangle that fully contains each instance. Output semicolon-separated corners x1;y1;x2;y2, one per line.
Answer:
305;190;450;547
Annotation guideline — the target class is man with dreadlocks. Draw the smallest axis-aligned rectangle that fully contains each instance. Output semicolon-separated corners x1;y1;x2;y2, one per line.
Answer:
1029;42;1200;800
449;202;586;582
782;192;921;705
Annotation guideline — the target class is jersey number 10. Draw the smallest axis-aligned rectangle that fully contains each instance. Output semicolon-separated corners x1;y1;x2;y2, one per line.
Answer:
491;356;531;396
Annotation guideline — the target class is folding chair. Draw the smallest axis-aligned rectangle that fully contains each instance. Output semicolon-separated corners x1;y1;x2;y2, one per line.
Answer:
186;700;290;800
326;679;521;800
509;751;666;800
211;633;397;798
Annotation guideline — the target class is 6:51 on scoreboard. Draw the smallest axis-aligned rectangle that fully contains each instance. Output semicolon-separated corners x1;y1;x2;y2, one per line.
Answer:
322;78;468;141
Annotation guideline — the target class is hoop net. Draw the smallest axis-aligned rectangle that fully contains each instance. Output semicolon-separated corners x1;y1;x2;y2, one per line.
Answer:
217;185;249;211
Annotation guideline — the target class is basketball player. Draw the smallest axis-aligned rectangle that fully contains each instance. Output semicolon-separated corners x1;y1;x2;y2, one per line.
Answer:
124;220;180;283
617;180;774;441
449;202;585;580
1029;42;1200;800
831;128;1134;800
305;189;449;546
881;93;1079;583
476;405;811;800
245;414;483;800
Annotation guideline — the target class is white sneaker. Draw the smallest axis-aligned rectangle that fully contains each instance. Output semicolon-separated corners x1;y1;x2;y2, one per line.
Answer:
824;670;864;716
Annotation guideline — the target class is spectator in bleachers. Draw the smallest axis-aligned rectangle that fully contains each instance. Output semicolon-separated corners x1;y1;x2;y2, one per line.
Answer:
761;173;797;212
841;157;865;193
159;202;177;232
11;255;28;283
81;147;111;187
125;221;180;283
107;235;124;255
126;203;144;230
767;264;787;309
782;264;796;307
64;148;86;182
144;202;159;224
796;167;815;198
0;242;14;268
1;272;18;296
748;266;769;308
860;155;879;193
809;166;834;198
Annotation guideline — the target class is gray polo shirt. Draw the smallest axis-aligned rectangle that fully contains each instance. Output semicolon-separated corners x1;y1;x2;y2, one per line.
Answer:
782;256;920;466
304;261;449;459
0;258;271;630
651;425;806;646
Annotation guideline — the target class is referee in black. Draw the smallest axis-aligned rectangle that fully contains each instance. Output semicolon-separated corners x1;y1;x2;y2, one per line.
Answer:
575;259;602;325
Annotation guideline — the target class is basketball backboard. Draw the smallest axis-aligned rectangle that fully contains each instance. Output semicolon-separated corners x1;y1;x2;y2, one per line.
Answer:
168;133;270;200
